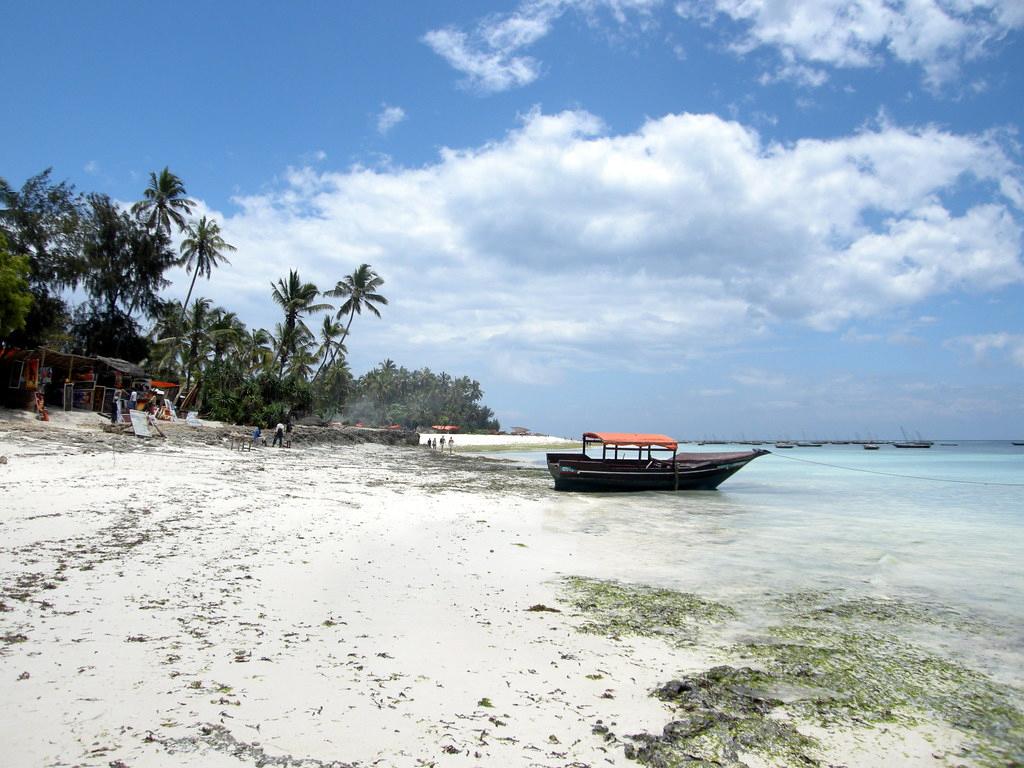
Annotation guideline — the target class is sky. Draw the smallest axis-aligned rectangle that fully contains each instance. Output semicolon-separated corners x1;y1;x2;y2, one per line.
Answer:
4;0;1024;439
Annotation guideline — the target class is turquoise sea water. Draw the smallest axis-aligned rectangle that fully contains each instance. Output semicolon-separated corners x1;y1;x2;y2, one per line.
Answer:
488;441;1024;680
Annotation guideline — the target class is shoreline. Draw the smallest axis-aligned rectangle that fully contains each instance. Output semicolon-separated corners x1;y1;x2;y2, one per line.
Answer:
1;411;1021;766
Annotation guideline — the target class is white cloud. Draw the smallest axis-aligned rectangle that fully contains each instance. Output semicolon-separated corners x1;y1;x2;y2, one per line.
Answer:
422;25;545;92
946;332;1024;367
423;0;660;92
681;0;1024;89
376;104;407;135
427;0;1021;92
425;0;1023;93
83;160;99;174
185;109;1023;383
758;59;830;87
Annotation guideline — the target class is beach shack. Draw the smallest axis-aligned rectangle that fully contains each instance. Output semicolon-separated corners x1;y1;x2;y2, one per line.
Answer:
0;347;177;418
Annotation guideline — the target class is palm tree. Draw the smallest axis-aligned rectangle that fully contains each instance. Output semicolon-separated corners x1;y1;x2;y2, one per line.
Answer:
242;328;274;374
149;299;188;379
270;270;331;376
286;330;318;379
131;167;195;235
157;297;214;392
312;315;347;380
319;263;388;375
206;308;245;364
178;216;235;324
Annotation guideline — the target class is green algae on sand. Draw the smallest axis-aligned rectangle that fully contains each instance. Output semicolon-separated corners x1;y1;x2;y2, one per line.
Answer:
558;576;737;646
559;577;1024;767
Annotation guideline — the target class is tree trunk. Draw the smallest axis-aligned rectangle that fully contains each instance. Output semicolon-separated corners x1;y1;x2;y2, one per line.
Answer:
180;268;200;327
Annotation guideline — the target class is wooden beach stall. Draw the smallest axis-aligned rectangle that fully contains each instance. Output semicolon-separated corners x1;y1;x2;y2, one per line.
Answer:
0;347;178;419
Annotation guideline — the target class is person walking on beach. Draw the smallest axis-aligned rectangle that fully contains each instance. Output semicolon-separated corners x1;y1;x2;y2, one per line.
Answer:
273;421;285;447
448;436;454;455
439;436;446;453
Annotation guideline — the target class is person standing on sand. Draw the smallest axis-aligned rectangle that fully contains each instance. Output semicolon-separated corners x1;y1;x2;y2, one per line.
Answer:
273;421;285;447
439;436;446;452
448;436;454;454
111;388;122;424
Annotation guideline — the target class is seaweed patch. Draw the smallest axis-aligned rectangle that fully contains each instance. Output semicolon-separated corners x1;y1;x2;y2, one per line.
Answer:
561;578;1024;767
559;576;737;646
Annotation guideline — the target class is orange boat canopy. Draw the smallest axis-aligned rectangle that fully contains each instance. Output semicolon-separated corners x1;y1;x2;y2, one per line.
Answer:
431;425;460;432
583;432;678;450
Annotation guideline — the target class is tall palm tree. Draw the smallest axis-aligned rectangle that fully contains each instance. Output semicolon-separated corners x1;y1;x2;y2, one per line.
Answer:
131;167;195;235
270;270;331;376
178;216;235;324
320;263;388;374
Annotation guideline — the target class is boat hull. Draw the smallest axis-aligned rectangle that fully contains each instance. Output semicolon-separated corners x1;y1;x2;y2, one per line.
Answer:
546;450;769;492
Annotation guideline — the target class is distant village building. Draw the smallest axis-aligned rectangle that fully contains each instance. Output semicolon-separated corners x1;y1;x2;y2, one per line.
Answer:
511;426;531;435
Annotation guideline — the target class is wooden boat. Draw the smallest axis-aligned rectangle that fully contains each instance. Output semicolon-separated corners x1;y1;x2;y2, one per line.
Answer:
546;432;769;492
895;428;932;448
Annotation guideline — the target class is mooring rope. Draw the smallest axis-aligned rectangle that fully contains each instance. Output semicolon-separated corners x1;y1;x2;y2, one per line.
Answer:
768;451;1024;487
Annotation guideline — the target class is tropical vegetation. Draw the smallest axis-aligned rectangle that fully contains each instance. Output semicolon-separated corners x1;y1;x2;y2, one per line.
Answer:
0;167;499;432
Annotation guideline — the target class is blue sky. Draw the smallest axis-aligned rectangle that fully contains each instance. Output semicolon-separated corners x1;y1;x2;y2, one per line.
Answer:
5;1;1024;438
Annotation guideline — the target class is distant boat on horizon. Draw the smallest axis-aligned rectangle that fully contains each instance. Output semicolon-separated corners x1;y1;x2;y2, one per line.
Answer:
895;427;933;448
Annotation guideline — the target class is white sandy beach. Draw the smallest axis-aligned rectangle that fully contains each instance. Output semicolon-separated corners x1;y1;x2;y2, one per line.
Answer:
0;411;982;767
